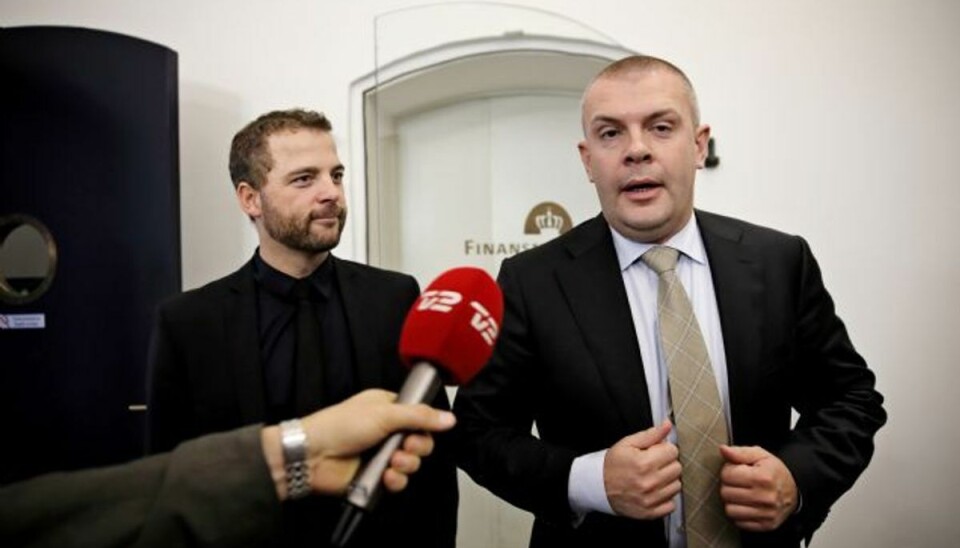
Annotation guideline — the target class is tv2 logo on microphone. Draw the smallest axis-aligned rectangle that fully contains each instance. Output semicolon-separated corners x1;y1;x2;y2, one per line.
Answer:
418;290;499;347
469;302;498;346
418;290;461;312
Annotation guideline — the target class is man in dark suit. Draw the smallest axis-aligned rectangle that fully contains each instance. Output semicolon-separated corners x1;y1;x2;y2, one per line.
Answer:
454;55;886;548
147;109;457;547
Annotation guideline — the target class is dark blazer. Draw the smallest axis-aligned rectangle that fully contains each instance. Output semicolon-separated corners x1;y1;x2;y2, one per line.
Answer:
1;425;280;548
454;211;886;548
146;256;457;548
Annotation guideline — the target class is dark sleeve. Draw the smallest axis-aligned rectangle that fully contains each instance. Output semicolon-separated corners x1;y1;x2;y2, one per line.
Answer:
145;304;190;454
453;258;579;524
344;272;459;548
776;236;887;537
0;425;281;548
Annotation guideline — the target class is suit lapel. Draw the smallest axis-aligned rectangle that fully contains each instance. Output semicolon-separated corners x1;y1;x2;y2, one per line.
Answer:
336;258;384;389
554;217;654;431
224;260;267;424
697;211;764;443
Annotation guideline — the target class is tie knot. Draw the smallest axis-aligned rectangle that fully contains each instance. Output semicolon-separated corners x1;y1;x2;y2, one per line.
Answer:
641;246;679;275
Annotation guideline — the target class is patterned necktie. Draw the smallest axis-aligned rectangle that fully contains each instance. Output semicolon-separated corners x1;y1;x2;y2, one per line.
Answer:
641;246;739;548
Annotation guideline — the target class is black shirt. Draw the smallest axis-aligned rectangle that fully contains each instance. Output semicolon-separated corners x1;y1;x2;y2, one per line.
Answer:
252;251;355;423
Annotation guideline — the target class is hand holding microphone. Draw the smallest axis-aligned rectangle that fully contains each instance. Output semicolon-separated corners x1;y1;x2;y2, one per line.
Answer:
332;267;503;546
261;389;456;500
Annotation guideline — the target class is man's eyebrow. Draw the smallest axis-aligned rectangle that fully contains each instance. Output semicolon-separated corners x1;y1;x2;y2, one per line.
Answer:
588;115;622;126
588;109;681;127
284;166;319;179
647;108;681;121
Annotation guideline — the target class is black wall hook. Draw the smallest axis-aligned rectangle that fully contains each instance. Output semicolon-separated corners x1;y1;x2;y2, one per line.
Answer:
705;137;720;168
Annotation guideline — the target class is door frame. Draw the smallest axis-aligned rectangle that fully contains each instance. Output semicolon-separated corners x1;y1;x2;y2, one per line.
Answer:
347;35;636;263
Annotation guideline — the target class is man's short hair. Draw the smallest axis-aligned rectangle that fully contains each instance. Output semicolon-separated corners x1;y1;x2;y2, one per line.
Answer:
228;108;332;190
585;54;701;127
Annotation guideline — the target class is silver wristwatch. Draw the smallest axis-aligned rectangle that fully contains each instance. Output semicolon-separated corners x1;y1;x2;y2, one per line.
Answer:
279;419;311;499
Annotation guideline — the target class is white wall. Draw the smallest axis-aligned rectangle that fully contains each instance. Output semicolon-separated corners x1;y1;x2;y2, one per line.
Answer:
4;1;959;546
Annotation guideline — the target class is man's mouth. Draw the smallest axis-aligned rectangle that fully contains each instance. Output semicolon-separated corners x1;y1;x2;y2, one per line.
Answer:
622;179;663;195
310;208;342;222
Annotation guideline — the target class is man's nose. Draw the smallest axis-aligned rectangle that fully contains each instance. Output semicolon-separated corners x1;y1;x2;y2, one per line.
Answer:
624;129;652;164
312;175;340;202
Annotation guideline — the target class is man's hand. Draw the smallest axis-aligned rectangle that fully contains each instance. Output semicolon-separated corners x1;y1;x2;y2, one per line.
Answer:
603;420;682;519
719;445;798;531
263;389;456;499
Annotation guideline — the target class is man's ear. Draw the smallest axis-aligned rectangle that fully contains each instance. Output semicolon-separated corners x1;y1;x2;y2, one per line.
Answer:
236;181;262;219
695;124;712;169
578;141;594;183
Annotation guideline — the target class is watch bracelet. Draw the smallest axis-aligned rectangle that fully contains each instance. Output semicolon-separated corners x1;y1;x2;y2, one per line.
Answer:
279;419;311;499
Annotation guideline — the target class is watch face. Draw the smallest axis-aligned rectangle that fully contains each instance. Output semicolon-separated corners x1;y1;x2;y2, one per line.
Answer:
0;214;58;306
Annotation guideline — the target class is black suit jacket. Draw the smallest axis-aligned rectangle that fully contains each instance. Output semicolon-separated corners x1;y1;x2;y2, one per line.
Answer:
146;256;457;547
454;211;886;548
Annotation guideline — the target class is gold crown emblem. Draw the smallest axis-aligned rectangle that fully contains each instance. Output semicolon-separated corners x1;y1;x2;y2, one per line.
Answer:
534;208;565;231
524;202;573;235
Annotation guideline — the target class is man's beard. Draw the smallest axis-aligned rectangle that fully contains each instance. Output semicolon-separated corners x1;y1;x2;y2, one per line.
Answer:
260;194;347;254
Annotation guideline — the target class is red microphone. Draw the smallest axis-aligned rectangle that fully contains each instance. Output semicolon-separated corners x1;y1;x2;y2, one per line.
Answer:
397;266;503;384
332;267;503;546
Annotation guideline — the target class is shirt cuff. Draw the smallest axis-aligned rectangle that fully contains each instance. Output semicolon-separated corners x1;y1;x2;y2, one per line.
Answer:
568;449;615;517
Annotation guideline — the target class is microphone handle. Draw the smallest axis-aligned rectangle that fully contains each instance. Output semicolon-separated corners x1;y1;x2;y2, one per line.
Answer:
344;361;442;511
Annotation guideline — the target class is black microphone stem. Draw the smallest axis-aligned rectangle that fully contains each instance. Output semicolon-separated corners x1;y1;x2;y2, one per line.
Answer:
331;362;442;546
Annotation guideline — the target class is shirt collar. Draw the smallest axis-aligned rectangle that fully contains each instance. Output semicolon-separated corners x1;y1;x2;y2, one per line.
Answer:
253;250;335;301
610;213;707;272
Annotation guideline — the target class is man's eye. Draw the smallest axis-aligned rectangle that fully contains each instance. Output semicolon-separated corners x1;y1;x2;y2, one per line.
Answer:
292;175;312;185
332;172;345;184
652;123;673;135
599;128;620;139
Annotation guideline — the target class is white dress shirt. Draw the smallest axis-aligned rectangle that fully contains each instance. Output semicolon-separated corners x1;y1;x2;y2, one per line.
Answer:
567;213;732;548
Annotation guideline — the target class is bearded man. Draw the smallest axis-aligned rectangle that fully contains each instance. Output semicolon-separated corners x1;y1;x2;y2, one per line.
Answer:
146;109;457;547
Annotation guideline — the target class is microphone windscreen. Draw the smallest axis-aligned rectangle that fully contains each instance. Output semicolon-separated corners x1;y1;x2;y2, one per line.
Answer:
398;267;503;385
